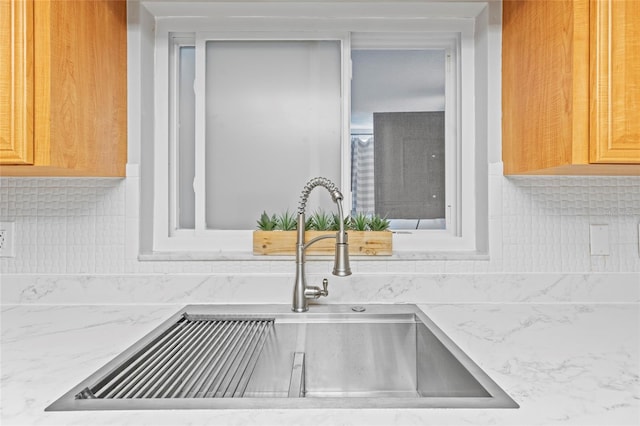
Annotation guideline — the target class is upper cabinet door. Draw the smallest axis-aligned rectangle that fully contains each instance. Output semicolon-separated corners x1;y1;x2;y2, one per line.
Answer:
590;0;640;163
502;0;640;174
502;0;591;174
0;0;34;164
0;0;127;176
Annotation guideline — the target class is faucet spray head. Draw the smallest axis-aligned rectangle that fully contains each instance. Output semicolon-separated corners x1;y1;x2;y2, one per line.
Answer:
333;240;352;277
333;192;351;277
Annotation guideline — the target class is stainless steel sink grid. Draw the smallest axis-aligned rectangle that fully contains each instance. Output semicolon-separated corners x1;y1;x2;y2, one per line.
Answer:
75;315;274;400
47;304;519;410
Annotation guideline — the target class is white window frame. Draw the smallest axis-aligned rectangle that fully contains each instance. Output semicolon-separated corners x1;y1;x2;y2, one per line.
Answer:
349;32;463;244
143;2;484;255
156;31;351;252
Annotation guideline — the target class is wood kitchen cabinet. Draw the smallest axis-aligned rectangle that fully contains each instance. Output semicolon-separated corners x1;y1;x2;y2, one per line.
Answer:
0;0;127;176
0;0;33;165
502;0;640;175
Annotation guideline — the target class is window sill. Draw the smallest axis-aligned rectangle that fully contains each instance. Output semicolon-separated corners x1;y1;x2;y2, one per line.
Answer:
138;251;489;262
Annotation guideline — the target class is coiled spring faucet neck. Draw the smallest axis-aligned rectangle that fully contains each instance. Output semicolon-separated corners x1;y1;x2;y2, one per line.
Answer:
292;177;351;313
297;177;347;244
298;177;343;214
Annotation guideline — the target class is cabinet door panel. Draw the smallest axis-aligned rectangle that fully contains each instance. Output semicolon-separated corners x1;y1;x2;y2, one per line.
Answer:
591;0;640;163
0;0;34;164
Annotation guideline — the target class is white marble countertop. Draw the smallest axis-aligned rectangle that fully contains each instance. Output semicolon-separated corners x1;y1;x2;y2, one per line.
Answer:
2;303;639;426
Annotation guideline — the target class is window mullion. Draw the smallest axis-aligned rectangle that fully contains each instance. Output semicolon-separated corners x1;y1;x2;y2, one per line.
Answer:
445;46;459;237
169;37;180;236
341;35;353;216
193;35;207;233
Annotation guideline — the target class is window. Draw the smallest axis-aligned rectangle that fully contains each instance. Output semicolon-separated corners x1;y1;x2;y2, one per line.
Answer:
171;37;342;231
350;47;450;231
133;1;494;255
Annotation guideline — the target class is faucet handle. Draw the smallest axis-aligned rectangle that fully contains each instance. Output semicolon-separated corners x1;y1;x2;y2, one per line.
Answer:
303;279;330;300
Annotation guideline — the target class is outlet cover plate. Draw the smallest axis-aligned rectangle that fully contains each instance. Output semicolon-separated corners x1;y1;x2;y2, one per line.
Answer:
0;221;15;258
589;224;609;256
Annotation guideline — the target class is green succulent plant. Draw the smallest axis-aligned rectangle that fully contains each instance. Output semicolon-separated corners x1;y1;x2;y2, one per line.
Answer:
257;210;389;232
308;209;333;231
304;216;314;231
276;210;297;231
349;212;370;231
369;213;390;231
331;213;350;231
256;211;277;231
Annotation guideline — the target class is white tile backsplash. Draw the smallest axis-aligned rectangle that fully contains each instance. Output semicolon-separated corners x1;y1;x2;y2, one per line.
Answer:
1;173;639;274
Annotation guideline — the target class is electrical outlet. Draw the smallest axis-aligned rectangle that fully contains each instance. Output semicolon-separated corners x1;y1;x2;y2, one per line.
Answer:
589;224;609;256
0;222;15;258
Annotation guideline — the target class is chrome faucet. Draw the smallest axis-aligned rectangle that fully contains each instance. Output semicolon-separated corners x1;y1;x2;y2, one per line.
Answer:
292;177;351;312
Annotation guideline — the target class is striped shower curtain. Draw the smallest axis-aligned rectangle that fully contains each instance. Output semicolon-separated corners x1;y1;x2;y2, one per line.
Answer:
351;136;375;214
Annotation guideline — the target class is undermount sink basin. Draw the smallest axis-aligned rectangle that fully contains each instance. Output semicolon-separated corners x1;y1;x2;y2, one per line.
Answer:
47;304;518;410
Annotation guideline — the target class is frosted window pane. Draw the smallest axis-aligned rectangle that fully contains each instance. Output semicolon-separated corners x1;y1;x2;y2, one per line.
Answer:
178;46;196;229
205;41;341;230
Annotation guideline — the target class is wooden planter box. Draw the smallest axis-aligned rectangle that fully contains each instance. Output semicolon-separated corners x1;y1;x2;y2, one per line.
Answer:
253;230;392;256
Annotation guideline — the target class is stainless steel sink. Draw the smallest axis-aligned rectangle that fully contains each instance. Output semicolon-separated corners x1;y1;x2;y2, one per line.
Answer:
46;304;518;410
